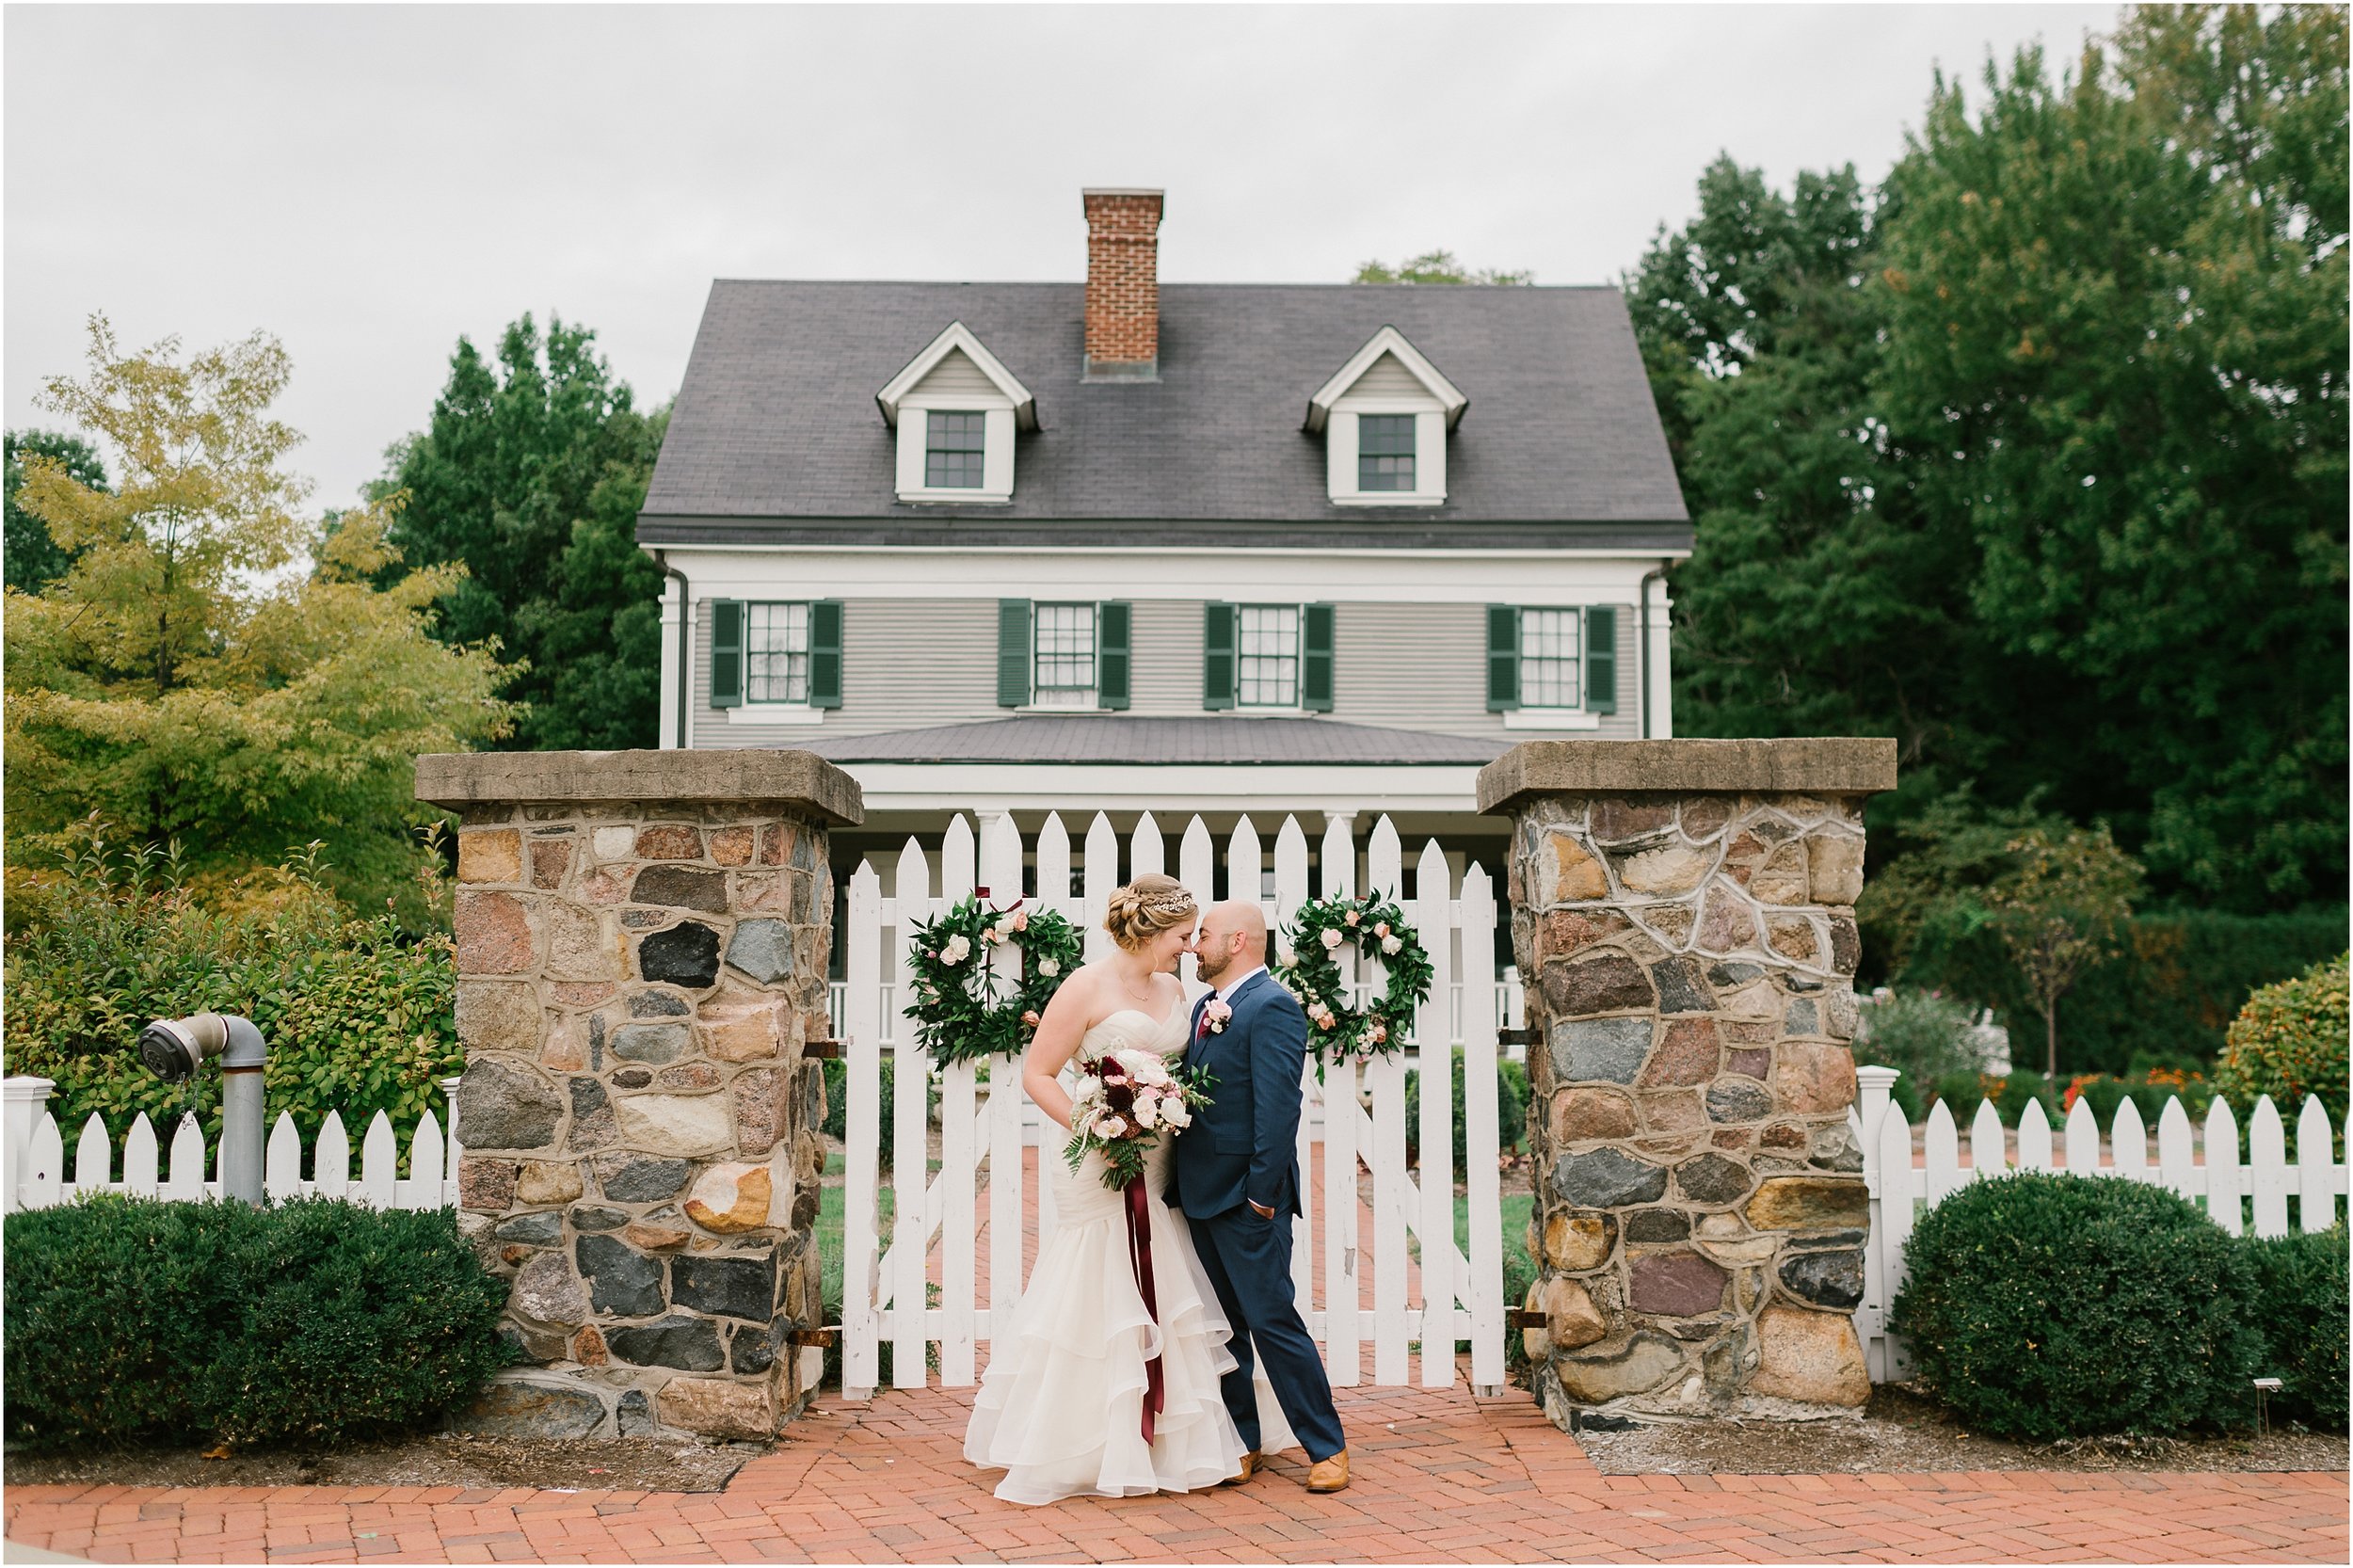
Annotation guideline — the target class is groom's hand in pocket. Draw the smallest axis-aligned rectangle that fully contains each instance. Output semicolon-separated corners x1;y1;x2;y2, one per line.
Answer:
1248;1199;1275;1219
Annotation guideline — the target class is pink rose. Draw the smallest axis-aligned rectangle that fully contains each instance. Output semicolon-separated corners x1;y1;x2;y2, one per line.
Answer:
1345;909;1361;927
1020;1010;1042;1028
1374;921;1389;937
1012;909;1029;931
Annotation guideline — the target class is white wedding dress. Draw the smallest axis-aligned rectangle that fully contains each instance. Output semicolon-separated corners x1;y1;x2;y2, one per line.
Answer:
962;1004;1295;1504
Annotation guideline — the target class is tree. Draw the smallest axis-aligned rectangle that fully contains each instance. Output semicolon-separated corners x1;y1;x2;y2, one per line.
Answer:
1981;823;2146;1078
5;430;105;594
1353;248;1533;285
1876;8;2348;909
375;314;668;751
4;316;517;924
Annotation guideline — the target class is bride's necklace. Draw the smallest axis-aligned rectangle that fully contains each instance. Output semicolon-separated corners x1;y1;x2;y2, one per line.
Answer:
1113;968;1158;1002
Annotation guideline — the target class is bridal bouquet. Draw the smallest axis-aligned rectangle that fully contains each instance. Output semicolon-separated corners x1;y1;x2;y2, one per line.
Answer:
1064;1049;1216;1192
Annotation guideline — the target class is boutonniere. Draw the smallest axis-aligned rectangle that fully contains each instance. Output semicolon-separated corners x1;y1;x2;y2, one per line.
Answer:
1201;998;1233;1035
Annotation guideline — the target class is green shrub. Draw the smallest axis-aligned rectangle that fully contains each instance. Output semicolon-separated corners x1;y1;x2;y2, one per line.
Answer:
1890;1173;2262;1439
4;1195;510;1448
1404;1048;1529;1170
2241;1226;2349;1431
821;1055;898;1168
2214;952;2348;1130
2;827;460;1164
1856;989;1987;1120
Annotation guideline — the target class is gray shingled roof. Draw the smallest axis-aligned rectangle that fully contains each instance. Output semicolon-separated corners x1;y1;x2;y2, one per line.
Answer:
639;282;1689;545
799;716;1507;767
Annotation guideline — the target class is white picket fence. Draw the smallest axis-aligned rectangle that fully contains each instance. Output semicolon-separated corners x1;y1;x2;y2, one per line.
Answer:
839;809;1508;1400
1850;1066;2349;1381
2;1076;462;1214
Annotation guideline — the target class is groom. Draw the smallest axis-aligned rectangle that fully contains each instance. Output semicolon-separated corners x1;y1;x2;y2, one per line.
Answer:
1169;900;1349;1493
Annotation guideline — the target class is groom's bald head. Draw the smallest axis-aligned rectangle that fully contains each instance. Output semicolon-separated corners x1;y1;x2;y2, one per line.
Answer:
1194;899;1267;982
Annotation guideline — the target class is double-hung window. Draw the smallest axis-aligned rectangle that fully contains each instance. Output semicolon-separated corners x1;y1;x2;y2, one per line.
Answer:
1357;414;1417;492
1487;603;1616;718
1237;605;1302;708
1032;602;1098;708
709;599;843;713
925;410;986;488
1517;608;1580;709
745;602;812;703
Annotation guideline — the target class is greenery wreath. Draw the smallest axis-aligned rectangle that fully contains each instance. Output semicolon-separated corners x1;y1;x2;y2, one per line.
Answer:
904;894;1087;1066
1272;892;1434;1064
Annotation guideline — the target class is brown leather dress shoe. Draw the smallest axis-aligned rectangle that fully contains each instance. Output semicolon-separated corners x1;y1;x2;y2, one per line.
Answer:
1221;1450;1260;1486
1305;1448;1350;1493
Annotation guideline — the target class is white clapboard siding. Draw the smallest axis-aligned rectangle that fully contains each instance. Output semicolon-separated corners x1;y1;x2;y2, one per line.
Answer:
1;1096;461;1214
1856;1082;2348;1379
834;808;1508;1396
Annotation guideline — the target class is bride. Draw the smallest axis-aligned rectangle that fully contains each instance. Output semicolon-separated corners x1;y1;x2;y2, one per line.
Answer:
962;873;1292;1504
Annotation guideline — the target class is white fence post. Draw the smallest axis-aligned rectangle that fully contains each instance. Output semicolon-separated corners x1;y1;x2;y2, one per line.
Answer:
3;1076;56;1213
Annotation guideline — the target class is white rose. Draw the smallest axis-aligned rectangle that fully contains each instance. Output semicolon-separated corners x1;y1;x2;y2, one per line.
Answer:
1382;935;1403;955
1162;1101;1192;1128
1279;947;1298;968
1134;1098;1159;1129
939;935;970;966
1037;957;1059;977
1321;928;1345;950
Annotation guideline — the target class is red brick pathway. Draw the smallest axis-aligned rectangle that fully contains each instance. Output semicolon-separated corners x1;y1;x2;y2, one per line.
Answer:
7;1376;2345;1564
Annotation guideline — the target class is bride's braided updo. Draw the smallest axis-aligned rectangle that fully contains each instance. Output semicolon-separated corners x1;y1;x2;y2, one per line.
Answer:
1103;873;1198;953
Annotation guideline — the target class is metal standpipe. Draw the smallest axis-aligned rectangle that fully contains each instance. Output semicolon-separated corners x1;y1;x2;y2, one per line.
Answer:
137;1013;269;1207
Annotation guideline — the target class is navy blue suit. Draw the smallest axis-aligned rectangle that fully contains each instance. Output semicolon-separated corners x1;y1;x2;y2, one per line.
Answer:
1166;968;1345;1463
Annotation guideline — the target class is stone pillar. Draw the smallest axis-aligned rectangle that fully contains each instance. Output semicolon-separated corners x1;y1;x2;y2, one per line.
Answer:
415;748;863;1442
1477;739;1897;1422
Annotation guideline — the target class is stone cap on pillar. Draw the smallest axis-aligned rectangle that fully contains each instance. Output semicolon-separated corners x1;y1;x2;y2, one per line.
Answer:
416;748;864;825
1476;737;1897;816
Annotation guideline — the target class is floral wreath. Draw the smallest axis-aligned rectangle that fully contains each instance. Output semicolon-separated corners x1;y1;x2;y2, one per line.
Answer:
904;894;1087;1066
1272;892;1433;1064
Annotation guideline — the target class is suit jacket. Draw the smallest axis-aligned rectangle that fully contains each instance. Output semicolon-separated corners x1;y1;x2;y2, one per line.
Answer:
1167;968;1310;1220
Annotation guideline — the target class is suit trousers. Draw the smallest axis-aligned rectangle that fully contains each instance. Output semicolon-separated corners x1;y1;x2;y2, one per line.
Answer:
1187;1207;1346;1463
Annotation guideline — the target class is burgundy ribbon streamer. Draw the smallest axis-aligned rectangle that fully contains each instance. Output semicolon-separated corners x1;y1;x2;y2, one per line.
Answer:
1122;1174;1165;1446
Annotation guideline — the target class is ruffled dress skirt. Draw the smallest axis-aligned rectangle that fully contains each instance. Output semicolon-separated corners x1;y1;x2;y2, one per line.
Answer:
962;1137;1296;1505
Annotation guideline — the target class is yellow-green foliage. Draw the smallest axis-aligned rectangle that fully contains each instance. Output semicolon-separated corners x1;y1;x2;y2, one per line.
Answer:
2;820;462;1160
3;314;517;925
2214;952;2349;1130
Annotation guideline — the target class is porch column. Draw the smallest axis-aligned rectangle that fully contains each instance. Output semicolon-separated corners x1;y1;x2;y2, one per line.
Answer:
1478;738;1897;1422
416;748;863;1441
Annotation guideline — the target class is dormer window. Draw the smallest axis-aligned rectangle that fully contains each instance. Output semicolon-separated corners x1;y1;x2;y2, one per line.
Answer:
876;322;1035;505
926;411;986;488
1305;325;1468;507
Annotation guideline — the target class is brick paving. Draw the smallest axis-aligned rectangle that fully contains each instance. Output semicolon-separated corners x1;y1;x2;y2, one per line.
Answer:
6;1376;2345;1564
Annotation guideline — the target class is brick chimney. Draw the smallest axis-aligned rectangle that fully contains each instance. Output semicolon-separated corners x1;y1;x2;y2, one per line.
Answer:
1082;188;1164;379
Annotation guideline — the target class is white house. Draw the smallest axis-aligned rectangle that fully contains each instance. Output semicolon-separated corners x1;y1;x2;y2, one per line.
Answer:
636;188;1690;920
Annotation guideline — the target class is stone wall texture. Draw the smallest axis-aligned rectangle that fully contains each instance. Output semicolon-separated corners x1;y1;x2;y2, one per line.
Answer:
1495;758;1891;1423
422;752;855;1444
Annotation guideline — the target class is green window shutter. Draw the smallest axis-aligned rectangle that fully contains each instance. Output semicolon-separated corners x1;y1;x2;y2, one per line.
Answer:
1485;604;1518;712
1096;600;1130;711
1585;605;1618;714
711;600;744;710
1302;602;1335;712
809;600;843;710
1202;601;1236;711
997;600;1032;708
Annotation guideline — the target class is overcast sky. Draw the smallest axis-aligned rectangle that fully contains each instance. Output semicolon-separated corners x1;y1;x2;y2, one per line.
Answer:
7;2;2116;510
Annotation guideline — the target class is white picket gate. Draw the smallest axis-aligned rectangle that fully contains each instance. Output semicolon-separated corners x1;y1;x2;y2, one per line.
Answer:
839;810;1508;1400
2;1076;462;1214
1850;1066;2348;1381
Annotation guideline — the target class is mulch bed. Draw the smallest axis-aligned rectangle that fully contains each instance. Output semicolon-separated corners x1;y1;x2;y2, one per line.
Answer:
1;1432;762;1493
1573;1382;2350;1475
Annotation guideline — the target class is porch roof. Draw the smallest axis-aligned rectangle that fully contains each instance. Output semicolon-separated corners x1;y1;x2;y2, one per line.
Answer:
799;715;1508;767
